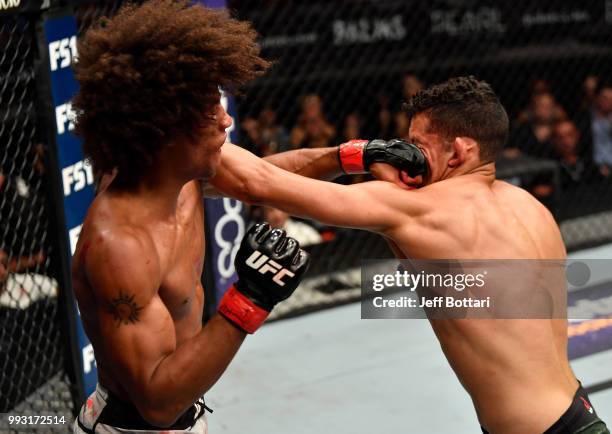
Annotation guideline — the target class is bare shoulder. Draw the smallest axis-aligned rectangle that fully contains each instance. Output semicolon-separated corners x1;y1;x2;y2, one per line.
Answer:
492;180;565;257
80;225;162;302
361;180;435;218
493;180;555;221
87;225;157;262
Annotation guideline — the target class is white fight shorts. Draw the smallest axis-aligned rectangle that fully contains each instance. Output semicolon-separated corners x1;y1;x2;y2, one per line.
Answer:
73;384;208;434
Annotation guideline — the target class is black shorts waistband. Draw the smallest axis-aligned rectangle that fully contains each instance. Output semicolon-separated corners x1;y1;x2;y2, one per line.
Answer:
543;384;605;434
79;388;212;433
481;383;609;434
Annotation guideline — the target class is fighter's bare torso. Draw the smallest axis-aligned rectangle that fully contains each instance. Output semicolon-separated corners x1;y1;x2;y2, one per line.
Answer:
208;140;581;433
72;180;205;402
387;174;576;434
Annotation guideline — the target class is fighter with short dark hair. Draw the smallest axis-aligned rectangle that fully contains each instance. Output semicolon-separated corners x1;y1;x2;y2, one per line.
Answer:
212;76;610;434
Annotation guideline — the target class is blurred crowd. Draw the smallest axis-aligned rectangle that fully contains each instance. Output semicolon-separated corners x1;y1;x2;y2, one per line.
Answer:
503;76;612;204
0;144;58;308
240;74;426;157
2;76;611;253
240;74;612;234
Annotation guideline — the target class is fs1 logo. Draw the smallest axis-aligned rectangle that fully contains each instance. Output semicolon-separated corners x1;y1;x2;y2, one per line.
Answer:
49;36;77;71
62;160;94;197
69;224;83;255
82;344;96;374
245;251;295;286
0;0;21;11
55;102;76;135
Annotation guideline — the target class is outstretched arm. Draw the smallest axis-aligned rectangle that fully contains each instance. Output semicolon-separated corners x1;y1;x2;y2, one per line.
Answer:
262;146;343;181
262;138;427;184
203;139;426;196
210;144;428;233
201;145;342;197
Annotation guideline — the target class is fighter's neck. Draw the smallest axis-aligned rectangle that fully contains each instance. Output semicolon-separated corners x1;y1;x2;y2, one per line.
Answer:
107;166;192;220
443;162;496;183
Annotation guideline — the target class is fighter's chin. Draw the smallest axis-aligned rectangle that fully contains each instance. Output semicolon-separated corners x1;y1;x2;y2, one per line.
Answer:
213;133;228;150
198;160;220;180
199;169;216;182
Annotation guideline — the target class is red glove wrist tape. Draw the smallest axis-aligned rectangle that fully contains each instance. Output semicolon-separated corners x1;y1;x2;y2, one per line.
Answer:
338;140;368;174
218;285;269;334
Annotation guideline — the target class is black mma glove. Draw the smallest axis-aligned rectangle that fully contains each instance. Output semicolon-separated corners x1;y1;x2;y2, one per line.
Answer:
338;138;428;177
218;223;310;333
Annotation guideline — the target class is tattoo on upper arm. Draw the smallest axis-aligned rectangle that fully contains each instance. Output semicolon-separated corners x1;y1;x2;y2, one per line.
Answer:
108;291;143;326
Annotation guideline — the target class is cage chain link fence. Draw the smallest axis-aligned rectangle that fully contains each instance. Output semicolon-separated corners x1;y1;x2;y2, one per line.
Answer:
0;12;74;431
226;0;612;317
74;0;128;36
72;0;612;318
4;5;612;408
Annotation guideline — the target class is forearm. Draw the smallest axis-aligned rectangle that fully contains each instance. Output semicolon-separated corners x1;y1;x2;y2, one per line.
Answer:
203;144;343;198
142;315;245;424
211;145;399;231
263;146;342;181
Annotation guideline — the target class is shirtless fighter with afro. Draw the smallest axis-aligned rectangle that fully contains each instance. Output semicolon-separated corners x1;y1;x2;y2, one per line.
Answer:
70;1;422;432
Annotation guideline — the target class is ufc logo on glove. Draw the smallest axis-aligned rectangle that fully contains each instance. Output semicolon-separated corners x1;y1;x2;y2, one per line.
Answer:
245;251;295;286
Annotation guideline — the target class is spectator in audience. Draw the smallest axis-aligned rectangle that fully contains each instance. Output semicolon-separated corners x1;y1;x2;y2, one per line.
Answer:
590;80;612;177
0;168;57;308
527;78;551;96
261;206;322;246
258;104;290;155
508;91;566;159
342;112;361;142
402;73;424;102
240;116;264;155
551;120;601;190
582;75;599;109
0;167;44;265
391;74;425;141
394;111;410;141
290;94;336;148
303;115;336;148
0;247;56;309
377;94;393;139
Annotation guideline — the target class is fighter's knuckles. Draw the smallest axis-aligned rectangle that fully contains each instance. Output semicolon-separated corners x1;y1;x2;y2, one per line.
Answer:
388;138;408;148
275;237;299;262
244;223;270;249
291;249;311;272
261;228;286;252
223;233;310;331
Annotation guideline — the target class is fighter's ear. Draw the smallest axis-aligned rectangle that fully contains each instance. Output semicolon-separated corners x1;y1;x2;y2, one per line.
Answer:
449;137;477;167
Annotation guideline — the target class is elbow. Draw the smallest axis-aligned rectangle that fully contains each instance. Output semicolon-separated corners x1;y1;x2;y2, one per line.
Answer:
139;411;174;428
138;406;182;428
136;400;187;428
